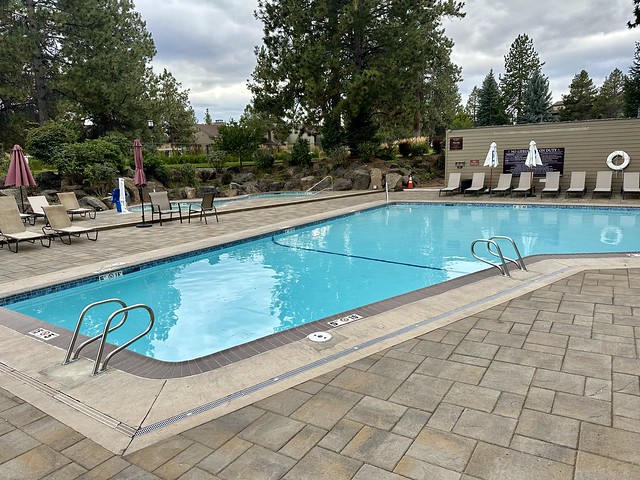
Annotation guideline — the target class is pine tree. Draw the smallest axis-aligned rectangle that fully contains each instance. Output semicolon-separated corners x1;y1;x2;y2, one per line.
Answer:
204;108;213;125
559;70;597;121
477;70;508;126
623;42;640;117
629;0;640;28
521;71;553;123
465;86;480;125
594;68;626;119
500;34;543;123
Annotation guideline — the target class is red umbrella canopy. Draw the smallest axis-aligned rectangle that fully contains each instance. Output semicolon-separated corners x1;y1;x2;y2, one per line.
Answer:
133;139;147;187
5;145;36;187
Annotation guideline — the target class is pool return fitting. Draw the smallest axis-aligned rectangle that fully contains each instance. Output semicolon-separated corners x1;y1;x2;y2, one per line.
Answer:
62;298;155;375
471;235;527;277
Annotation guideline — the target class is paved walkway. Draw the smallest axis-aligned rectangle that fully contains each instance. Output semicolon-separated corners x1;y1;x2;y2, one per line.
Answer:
2;190;640;479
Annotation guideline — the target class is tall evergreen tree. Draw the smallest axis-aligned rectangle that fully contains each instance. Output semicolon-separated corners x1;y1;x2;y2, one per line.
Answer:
623;42;640;117
521;71;553;123
477;70;508;126
594;68;626;119
465;86;480;125
204;108;213;125
559;70;597;121
250;0;464;155
500;34;543;123
629;0;640;28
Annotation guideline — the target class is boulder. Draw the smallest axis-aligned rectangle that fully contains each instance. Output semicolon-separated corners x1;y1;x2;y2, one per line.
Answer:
300;176;317;190
333;178;353;191
385;172;404;191
79;196;109;211
183;187;197;199
347;169;371;190
35;171;61;190
369;168;383;190
233;172;255;184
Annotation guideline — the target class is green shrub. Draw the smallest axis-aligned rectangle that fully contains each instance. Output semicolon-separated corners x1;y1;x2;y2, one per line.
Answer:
376;144;396;161
142;154;170;185
207;150;226;170
327;146;350;166
357;142;377;162
398;142;411;158
410;141;429;157
167;163;198;188
54;139;125;189
26;120;76;164
289;137;312;166
254;149;275;170
274;151;290;164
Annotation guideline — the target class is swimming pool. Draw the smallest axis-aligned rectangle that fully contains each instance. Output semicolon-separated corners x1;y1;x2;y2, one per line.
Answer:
3;203;639;362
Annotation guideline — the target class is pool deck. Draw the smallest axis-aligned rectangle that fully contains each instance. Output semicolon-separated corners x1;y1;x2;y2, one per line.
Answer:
2;189;640;478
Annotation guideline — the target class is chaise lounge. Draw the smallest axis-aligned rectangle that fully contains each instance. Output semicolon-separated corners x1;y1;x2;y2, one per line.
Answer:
511;173;533;197
621;172;640;199
57;192;97;220
490;173;512;196
0;205;51;252
42;205;98;244
463;172;485;196
540;171;560;198
592;171;613;198
565;171;586;197
439;172;461;196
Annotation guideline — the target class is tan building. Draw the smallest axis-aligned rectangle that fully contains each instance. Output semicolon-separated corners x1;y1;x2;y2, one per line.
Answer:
445;118;640;194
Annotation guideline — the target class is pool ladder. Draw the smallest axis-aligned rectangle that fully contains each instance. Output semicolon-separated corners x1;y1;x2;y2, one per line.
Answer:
62;298;155;375
471;235;527;277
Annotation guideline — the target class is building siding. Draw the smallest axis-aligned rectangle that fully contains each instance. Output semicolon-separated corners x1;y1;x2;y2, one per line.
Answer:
445;119;640;194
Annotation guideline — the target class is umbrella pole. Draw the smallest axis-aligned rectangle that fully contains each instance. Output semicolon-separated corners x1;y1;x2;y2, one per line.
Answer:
19;186;24;213
136;186;152;228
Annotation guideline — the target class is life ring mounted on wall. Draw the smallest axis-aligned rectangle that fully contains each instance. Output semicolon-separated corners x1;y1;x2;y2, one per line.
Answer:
606;150;630;171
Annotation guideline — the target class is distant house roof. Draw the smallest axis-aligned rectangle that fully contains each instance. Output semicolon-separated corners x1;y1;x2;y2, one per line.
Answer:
194;122;225;146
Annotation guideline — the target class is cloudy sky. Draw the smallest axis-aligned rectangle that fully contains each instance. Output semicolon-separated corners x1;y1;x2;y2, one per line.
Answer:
134;0;639;123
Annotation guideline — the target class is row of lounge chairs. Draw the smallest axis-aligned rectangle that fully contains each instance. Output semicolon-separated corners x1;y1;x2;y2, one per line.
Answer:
439;171;640;199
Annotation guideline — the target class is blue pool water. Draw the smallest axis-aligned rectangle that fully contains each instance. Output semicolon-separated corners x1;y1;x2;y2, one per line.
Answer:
4;203;639;361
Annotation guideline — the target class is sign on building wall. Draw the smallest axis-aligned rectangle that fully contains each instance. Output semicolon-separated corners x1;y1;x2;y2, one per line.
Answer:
449;137;463;150
503;147;565;176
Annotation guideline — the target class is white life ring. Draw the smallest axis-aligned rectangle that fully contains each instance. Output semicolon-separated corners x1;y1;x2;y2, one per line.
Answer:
606;150;630;170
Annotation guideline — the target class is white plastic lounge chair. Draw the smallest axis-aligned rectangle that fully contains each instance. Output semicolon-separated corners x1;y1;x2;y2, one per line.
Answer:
0;205;51;252
439;172;461;196
463;173;485;196
0;195;35;225
592;171;613;198
511;173;533;197
490;173;512;196
26;195;50;222
149;191;182;226
565;171;586;198
621;172;640;199
540;171;560;198
56;192;96;220
42;205;98;244
188;191;219;224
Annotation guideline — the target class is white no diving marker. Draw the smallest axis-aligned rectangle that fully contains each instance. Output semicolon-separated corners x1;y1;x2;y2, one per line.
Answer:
307;332;333;342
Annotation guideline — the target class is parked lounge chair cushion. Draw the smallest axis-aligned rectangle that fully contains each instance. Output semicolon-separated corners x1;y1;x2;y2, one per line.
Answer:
490;174;512;196
188;192;219;224
565;171;586;197
0;205;51;252
26;195;50;222
439;172;461;196
464;172;485;196
42;205;98;244
57;192;96;220
540;171;560;198
149;191;183;226
0;195;35;225
592;171;613;198
622;172;640;199
511;173;533;197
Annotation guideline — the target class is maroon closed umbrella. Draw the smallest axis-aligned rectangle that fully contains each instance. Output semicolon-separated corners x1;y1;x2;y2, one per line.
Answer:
5;145;37;212
133;139;152;227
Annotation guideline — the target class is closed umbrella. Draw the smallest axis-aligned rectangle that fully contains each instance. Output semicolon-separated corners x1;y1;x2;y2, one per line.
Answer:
133;139;152;228
525;140;543;192
5;145;36;212
483;141;498;193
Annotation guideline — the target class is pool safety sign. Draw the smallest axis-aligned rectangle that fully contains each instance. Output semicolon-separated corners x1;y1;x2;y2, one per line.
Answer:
29;328;59;341
328;313;363;327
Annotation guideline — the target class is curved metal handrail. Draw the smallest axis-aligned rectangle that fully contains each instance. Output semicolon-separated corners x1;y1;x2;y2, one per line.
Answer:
471;239;510;276
63;298;128;365
306;175;333;192
488;235;527;271
93;304;155;375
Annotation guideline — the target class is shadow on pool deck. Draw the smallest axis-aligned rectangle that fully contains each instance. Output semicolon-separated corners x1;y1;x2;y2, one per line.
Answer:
2;189;640;478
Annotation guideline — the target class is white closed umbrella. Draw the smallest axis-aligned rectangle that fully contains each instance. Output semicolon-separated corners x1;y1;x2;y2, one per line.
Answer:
525;140;542;191
484;142;498;192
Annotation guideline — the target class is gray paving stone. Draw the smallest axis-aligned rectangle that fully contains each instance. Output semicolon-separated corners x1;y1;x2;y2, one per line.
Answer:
80;456;131;479
0;429;40;464
404;426;475;472
239;411;306;450
613;373;640;395
448;353;491;368
197;437;252;475
495;345;563;370
283;447;361;480
181;406;265;450
367;357;417;381
613;314;640;327
0;402;46;428
409;339;456;359
279;425;327;461
563;292;613;305
464;329;489;342
442;331;466;345
415;357;485;385
524;387;555;412
317;419;363;452
479;361;535;395
516;409;580;448
352;464;407;480
562;350;612;380
329;368;404;400
574;451;640;480
291;385;362;430
427;403;464;432
510;323;532;335
388;373;452;412
511;435;576;465
442;382;500;412
585;378;611;401
569;336;637;358
452;409;517;447
483;331;526;348
532;368;585;395
453;340;499;360
153;442;215;479
345;396;406;431
382;348;425;365
442;317;477;333
465;442;573;480
342;426;412;471
473;319;512;333
21;416;85;452
526;330;569;348
395;456;461;480
253;388;313;416
537;310;576;325
580;423;640;467
615;294;640;308
0;444;70;480
125;436;195;472
499;306;539;324
218;445;296;480
613;357;640;376
45;462;87;479
614;392;640;420
176;467;220;479
553;392;611;425
391;408;431;438
492;392;525;419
